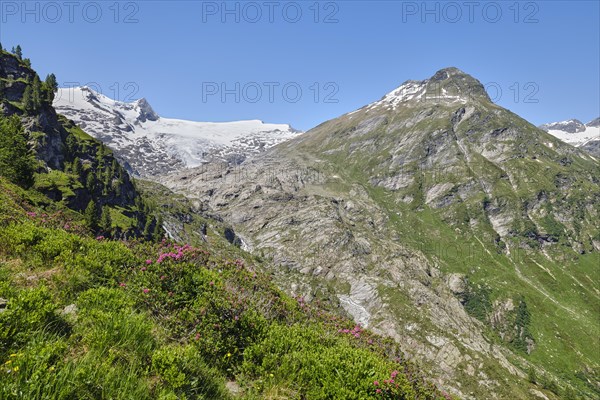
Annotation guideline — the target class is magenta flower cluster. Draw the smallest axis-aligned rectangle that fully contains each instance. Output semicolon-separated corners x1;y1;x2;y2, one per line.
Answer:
156;244;194;263
338;325;363;339
373;370;406;397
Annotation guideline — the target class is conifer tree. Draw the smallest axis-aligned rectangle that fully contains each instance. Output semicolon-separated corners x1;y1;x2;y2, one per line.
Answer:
86;172;95;191
0;115;35;187
44;73;58;102
22;85;34;113
100;206;112;233
84;200;99;230
152;216;163;241
32;75;42;110
143;217;154;239
72;157;82;177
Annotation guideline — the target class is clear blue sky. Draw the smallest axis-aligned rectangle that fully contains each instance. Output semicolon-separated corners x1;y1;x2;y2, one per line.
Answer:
1;1;598;130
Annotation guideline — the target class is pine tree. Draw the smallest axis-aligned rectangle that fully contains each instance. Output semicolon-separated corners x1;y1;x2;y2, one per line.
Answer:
44;73;58;102
84;200;99;230
143;217;154;239
0;42;3;52
86;172;95;191
15;45;22;60
152;216;163;241
32;75;42;110
72;157;82;177
0;115;35;188
100;206;112;233
22;85;34;112
65;135;77;153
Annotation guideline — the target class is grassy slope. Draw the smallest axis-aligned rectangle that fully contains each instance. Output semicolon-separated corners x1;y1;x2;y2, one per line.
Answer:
0;176;448;399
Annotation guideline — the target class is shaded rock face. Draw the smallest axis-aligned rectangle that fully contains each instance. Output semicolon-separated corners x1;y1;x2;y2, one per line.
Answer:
160;68;599;399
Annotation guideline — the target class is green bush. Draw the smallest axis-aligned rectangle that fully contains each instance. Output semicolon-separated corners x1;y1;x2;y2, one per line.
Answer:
241;323;420;399
152;345;230;399
0;286;60;349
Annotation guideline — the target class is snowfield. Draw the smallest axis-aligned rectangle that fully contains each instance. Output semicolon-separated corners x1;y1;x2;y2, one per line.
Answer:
54;87;301;177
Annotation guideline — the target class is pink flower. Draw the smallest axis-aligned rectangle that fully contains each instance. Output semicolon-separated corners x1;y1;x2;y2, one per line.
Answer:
209;281;214;286
141;267;147;272
64;224;70;230
391;370;398;378
119;282;126;287
26;212;37;218
145;259;152;265
373;381;379;386
160;275;166;280
143;288;150;294
96;236;104;241
195;333;200;340
376;389;382;394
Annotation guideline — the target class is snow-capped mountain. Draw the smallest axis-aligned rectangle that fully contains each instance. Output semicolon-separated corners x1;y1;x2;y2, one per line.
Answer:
53;87;302;177
539;118;600;157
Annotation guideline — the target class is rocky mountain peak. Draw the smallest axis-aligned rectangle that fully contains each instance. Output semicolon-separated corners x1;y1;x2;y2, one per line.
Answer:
134;97;159;122
426;67;491;102
587;117;600;127
368;67;491;111
538;119;586;133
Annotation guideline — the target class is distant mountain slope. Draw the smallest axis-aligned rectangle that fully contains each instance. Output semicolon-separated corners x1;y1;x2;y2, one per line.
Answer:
54;87;301;177
539;118;600;158
161;67;600;399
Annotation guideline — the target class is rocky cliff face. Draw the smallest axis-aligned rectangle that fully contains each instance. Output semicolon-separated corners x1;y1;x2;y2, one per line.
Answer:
159;68;600;399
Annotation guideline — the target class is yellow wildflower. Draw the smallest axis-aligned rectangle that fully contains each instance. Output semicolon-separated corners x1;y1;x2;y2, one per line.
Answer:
4;360;11;365
9;354;17;358
13;366;19;372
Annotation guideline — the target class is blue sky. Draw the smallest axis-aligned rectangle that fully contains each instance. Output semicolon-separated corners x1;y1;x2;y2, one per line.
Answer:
1;1;598;130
